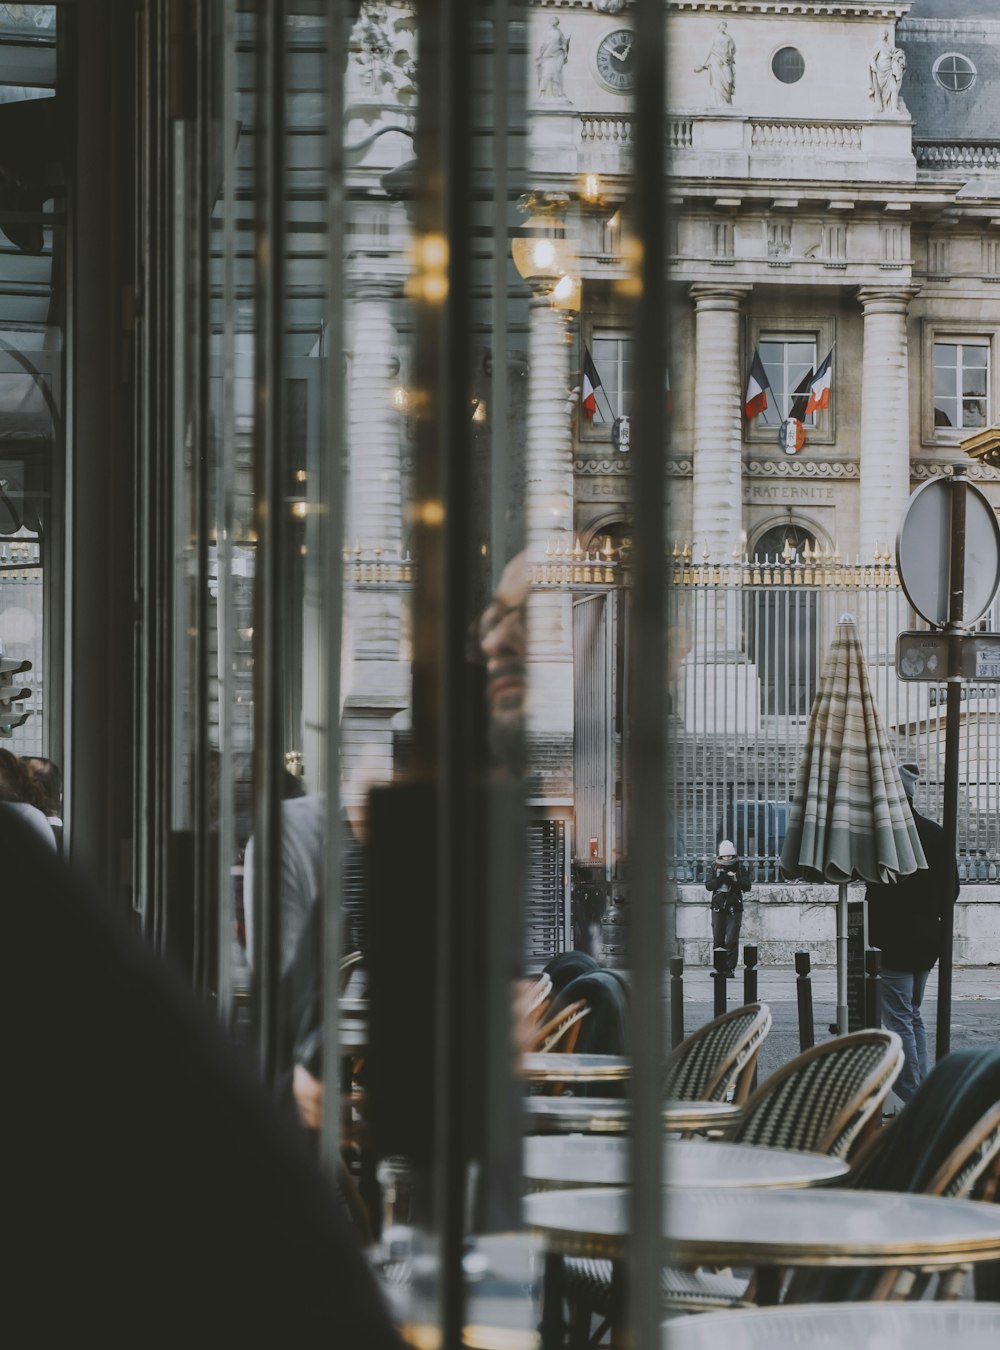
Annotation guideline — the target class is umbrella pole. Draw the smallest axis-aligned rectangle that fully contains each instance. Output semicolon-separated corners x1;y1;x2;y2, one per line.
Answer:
836;882;849;1036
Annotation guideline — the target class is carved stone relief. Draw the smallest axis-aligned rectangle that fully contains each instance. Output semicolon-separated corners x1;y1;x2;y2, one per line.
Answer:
351;2;417;100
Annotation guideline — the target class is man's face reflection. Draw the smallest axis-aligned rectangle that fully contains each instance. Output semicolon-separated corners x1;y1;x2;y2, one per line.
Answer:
478;550;528;774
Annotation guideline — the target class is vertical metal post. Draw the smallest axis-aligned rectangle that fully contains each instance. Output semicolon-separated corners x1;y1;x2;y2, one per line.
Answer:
743;945;759;1092
742;943;758;1006
669;956;684;1049
795;949;815;1051
864;947;882;1029
937;469;967;1060
627;2;668;1347
318;0;348;1181
252;0;287;1088
712;948;728;1019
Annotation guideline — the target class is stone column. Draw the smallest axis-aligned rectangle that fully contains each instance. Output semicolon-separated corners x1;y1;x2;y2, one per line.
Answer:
857;286;918;560
682;284;760;731
690;283;751;563
525;285;574;737
338;270;408;779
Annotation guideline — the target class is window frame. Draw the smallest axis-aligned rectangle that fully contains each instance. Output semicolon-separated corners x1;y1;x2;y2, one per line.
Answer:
578;321;634;446
921;321;997;446
745;315;836;446
770;46;805;85
932;52;977;94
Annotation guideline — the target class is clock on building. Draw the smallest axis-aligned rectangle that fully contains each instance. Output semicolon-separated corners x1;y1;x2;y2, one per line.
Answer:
594;28;635;93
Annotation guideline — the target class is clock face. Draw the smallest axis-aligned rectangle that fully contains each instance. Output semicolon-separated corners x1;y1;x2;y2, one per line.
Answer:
595;28;636;93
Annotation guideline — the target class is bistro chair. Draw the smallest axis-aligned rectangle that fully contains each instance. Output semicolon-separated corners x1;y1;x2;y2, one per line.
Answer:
663;1002;772;1109
339;949;363;993
527;999;591;1056
727;1028;903;1159
515;971;553;1027
784;1046;1000;1305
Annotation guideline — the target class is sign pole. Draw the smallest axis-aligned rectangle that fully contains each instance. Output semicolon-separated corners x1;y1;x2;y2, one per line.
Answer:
936;470;967;1061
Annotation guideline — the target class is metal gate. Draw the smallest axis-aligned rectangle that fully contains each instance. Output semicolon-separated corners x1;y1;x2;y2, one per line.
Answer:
573;591;615;871
524;817;567;970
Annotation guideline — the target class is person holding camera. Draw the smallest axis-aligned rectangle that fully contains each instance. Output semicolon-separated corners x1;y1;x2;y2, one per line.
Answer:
705;839;751;978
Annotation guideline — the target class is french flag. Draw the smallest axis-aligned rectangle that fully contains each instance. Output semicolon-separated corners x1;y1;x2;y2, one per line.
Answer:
582;348;604;419
805;349;833;415
744;349;771;421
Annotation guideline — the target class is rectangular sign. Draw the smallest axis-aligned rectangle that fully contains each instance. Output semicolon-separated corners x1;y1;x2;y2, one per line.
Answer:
896;631;1000;682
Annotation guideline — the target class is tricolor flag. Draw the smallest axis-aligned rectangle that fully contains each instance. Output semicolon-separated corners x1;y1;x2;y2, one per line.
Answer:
805;349;833;415
582;348;604;420
788;366;814;423
744;349;772;421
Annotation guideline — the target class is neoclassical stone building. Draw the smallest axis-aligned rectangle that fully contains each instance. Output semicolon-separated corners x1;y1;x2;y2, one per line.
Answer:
337;0;1000;960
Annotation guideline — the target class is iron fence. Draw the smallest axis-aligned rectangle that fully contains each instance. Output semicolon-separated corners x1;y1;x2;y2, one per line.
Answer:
666;555;1000;885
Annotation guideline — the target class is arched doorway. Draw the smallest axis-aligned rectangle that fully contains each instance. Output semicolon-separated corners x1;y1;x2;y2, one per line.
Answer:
748;522;820;717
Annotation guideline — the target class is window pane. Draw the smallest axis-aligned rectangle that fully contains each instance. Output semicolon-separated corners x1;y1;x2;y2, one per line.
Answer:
962;398;986;427
962;343;989;368
934;342;958;370
934;399;956;427
934;365;954;398
962;366;987;397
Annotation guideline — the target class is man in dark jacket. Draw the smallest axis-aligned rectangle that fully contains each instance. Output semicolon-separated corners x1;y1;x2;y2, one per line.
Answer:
865;762;960;1104
705;838;752;977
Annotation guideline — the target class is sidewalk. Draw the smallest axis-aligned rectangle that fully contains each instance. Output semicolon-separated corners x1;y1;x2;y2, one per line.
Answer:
685;963;1000;1004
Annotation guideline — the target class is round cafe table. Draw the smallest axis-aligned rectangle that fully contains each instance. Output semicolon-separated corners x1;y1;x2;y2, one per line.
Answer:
522;1137;848;1192
521;1053;629;1086
522;1096;743;1135
660;1302;1000;1349
524;1185;1000;1270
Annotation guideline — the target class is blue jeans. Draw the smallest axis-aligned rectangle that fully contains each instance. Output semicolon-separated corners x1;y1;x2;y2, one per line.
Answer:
879;967;931;1104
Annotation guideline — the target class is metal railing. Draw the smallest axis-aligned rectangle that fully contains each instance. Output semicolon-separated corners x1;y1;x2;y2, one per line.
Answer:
666;553;1000;885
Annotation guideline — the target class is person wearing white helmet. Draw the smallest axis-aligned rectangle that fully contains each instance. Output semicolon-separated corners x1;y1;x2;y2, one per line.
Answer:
705;838;751;978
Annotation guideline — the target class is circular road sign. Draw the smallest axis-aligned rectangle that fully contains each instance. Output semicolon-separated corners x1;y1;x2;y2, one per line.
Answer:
896;476;1000;628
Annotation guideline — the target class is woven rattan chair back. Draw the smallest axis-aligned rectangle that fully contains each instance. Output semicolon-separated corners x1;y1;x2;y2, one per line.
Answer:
731;1029;903;1159
928;1101;1000;1199
663;1003;772;1105
529;998;591;1055
518;972;553;1026
338;950;363;993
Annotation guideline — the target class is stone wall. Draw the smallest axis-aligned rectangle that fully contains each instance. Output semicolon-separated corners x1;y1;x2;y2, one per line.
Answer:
677;882;1000;966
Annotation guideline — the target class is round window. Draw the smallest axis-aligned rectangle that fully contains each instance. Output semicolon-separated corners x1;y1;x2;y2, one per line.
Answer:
771;47;805;84
933;53;976;93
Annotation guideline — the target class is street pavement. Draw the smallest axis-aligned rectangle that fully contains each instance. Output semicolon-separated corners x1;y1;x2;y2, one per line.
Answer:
678;963;999;1092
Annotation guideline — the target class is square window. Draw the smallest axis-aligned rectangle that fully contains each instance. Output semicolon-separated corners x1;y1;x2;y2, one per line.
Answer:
932;339;991;432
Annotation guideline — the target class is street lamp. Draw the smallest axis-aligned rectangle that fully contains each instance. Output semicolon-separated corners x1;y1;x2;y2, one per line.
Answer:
512;193;580;309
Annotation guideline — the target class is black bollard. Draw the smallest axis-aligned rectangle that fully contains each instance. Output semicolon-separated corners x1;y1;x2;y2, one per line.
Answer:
794;950;815;1051
669;956;685;1048
864;948;882;1029
743;944;759;1006
713;947;728;1019
743;945;760;1093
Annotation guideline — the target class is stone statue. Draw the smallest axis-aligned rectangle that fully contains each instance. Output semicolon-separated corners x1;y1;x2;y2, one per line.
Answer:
536;17;571;101
869;28;906;113
695;21;736;106
594;0;627;12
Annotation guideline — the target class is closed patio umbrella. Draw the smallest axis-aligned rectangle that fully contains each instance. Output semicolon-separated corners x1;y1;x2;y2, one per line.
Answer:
780;614;926;1034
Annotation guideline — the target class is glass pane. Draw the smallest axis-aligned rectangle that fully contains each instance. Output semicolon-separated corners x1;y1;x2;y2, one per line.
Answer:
962;366;987;397
0;5;63;818
934;342;958;369
934;398;956;427
934;365;954;398
962;398;986;427
962;343;988;365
